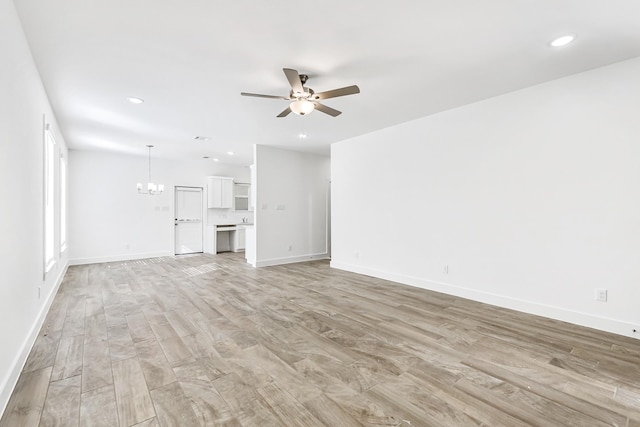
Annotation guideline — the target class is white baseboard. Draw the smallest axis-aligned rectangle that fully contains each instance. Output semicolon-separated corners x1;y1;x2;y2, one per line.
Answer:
69;251;173;266
330;260;639;340
0;260;69;418
255;252;330;268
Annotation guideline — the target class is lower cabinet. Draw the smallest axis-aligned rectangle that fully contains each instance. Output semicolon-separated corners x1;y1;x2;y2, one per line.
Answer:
232;227;246;252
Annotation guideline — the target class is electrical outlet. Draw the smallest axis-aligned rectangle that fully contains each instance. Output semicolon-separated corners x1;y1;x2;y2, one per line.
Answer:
37;287;41;299
354;251;359;259
288;245;293;252
595;288;608;302
443;265;449;274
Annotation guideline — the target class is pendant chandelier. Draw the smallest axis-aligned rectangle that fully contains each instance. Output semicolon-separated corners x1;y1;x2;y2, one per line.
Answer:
137;145;164;195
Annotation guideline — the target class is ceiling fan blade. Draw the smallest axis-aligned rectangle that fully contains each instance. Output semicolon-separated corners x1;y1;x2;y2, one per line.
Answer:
283;68;304;93
277;106;292;118
314;102;342;117
241;92;290;100
313;85;360;101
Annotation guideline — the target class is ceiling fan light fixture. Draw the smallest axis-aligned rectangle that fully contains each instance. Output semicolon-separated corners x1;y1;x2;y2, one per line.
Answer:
290;99;314;115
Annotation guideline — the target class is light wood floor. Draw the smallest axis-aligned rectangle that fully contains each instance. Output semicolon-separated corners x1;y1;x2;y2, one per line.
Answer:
2;253;640;426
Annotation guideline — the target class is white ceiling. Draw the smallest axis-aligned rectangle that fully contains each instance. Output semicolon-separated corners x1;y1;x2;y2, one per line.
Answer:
13;0;640;166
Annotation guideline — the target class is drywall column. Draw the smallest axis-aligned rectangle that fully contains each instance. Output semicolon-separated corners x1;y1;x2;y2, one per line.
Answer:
254;145;330;267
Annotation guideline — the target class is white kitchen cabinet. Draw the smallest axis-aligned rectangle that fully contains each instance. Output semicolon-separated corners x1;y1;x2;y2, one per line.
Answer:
233;227;246;252
233;183;251;211
207;176;233;208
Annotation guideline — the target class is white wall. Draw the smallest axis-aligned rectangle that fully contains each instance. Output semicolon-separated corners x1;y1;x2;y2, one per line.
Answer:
254;145;330;267
332;57;640;339
0;0;70;415
69;149;249;264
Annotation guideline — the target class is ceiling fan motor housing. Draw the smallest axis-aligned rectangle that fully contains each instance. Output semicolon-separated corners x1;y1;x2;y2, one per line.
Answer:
292;86;315;100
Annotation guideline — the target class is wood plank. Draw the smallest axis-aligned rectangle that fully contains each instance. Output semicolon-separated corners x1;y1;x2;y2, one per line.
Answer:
157;335;195;367
81;338;112;393
108;333;137;362
367;376;483;426
41;375;81;427
164;310;199;337
22;331;60;373
301;393;363;427
257;382;325;427
405;369;530;427
112;357;156;426
0;367;52;427
149;382;199;426
79;385;119;427
323;384;406;426
212;372;281;426
134;338;177;390
454;377;572;427
126;312;156;343
84;314;108;344
465;336;640;418
178;377;235;425
51;335;84;381
131;418;159;427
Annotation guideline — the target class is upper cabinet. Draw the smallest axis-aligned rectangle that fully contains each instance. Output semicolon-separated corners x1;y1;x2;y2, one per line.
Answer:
207;176;234;208
234;183;251;211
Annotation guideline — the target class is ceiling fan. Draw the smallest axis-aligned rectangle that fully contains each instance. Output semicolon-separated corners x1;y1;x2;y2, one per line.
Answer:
241;68;360;117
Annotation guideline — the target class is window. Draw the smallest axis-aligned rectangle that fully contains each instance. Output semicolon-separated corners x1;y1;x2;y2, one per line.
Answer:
60;154;67;253
44;124;56;274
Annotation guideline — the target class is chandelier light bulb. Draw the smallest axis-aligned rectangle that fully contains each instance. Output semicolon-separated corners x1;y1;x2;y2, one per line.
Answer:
137;145;164;195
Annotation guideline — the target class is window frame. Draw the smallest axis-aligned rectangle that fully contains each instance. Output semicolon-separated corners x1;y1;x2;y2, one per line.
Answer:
59;152;67;254
44;123;57;276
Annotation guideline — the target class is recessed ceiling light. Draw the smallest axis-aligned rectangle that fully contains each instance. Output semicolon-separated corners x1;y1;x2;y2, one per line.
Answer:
550;34;576;47
213;158;219;162
194;136;211;141
202;156;210;159
127;97;144;104
227;151;234;156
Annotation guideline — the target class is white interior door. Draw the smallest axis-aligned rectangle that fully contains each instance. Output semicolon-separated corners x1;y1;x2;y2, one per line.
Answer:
175;186;203;255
